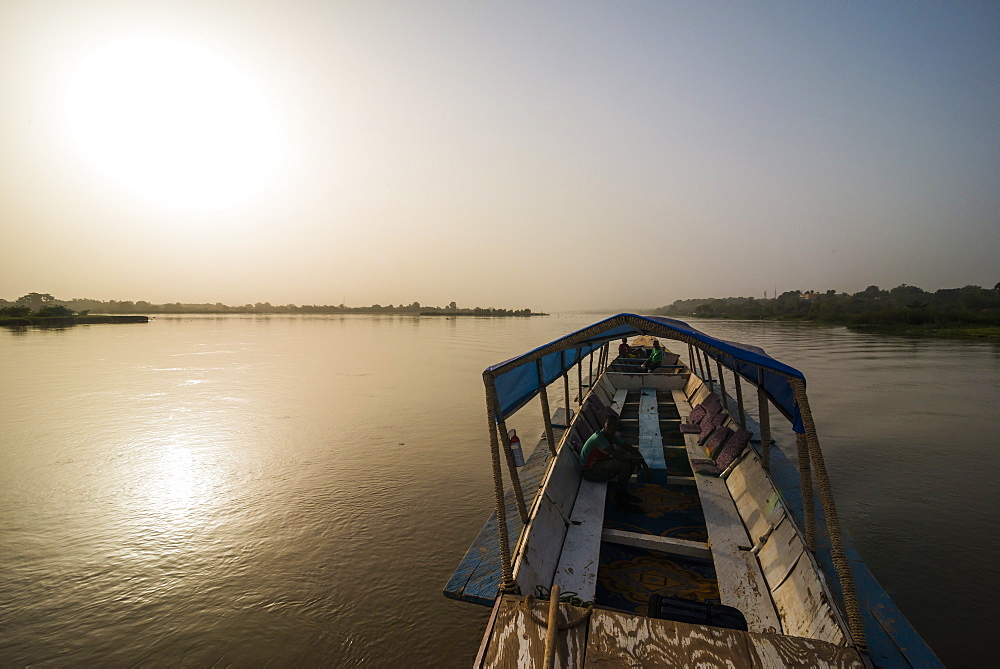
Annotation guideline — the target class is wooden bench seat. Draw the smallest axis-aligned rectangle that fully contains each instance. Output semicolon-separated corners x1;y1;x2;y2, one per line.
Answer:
550;389;629;602
672;389;782;634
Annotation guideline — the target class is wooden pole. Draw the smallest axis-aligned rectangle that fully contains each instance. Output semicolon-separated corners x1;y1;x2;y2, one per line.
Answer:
543;584;561;669
576;358;583;405
694;346;705;380
588;351;594;391
734;369;746;428
563;371;570;419
494;401;529;525
703;350;714;384
715;360;727;408
537;359;557;456
757;368;772;470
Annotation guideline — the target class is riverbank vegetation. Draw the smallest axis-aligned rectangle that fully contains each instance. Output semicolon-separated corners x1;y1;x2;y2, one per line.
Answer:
654;284;1000;340
0;294;544;320
0;302;148;327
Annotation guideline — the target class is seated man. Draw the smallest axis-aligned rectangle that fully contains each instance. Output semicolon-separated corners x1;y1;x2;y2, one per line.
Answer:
578;413;649;513
617;338;634;358
640;340;664;372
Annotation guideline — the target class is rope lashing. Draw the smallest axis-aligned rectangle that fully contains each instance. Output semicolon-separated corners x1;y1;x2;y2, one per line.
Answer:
790;378;868;652
536;360;557;456
521;594;595;630
756;368;772;470
495;407;529;525
795;432;816;552
484;380;516;594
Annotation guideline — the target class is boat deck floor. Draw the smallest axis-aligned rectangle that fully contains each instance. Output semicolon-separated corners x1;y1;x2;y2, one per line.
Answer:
595;543;719;615
592;390;720;615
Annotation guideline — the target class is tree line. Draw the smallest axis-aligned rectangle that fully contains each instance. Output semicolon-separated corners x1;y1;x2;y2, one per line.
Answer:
0;294;542;317
654;283;1000;327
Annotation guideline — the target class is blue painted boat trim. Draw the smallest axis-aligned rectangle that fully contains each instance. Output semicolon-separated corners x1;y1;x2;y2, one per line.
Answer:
443;423;564;606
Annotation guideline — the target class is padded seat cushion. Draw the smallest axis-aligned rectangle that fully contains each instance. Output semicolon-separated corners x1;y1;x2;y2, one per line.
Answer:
703;425;734;459
716;428;750;470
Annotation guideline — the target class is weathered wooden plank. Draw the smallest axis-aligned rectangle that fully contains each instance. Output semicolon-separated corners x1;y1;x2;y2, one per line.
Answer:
771;553;847;645
609;388;629;415
748;631;864;669
540;446;582;523
637;388;666;470
581;608;863;669
595;375;616;406
514;497;569;596
480;595;587;669
673;389;782;635
726;450;787;545
756;516;804;592
584;609;758;668
667;475;696;486
601;528;712;560
551;406;574;428
552;479;608;602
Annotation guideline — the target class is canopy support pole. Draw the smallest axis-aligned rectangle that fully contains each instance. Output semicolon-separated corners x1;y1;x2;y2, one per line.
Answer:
494;402;529;526
563;371;570;419
703;350;714;384
733;371;746;428
576;359;583;406
790;378;868;652
715;360;727;410
537;360;557;456
588;352;594;392
484;379;516;594
756;368;772;470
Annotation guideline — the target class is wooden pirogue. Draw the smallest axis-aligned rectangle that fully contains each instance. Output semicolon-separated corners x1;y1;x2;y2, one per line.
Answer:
444;314;941;667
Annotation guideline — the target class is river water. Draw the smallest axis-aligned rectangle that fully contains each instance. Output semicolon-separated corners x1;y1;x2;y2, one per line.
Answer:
1;315;996;666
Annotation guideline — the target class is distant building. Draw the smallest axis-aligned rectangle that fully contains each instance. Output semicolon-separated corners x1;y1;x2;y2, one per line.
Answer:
800;291;823;302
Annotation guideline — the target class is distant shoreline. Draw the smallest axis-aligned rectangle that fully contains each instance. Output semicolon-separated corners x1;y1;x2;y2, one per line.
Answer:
419;310;547;317
0;315;148;328
682;314;1000;341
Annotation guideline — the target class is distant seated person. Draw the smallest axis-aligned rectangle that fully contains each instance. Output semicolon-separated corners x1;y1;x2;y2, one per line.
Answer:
578;413;650;514
617;338;635;358
640;340;664;372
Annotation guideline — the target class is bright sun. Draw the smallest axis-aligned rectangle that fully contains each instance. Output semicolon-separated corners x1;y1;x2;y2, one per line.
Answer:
65;36;282;210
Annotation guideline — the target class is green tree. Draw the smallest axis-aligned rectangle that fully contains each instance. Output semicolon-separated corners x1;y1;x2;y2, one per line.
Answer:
36;305;74;318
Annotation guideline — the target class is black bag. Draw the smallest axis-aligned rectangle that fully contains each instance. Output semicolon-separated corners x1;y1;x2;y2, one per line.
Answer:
647;594;748;631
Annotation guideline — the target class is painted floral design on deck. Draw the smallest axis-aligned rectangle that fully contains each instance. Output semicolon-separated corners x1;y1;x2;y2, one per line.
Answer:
595;543;720;614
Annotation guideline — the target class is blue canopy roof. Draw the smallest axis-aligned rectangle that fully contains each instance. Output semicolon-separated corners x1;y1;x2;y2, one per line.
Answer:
485;314;806;432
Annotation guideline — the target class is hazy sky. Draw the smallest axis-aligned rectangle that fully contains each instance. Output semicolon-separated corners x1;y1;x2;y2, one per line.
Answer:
1;1;997;310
